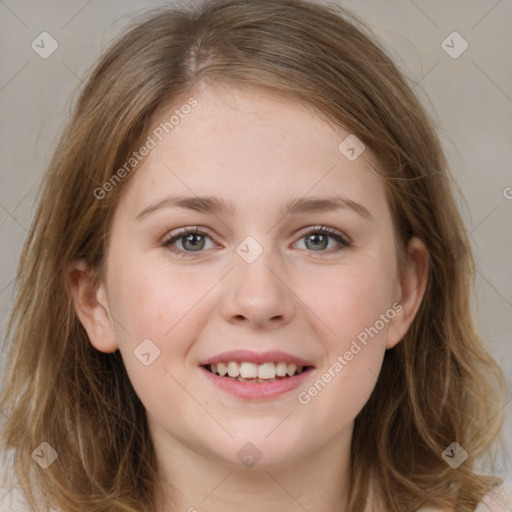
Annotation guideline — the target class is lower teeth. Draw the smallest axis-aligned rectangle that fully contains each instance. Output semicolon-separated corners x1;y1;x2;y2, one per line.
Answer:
229;376;287;383
205;366;308;381
221;374;302;382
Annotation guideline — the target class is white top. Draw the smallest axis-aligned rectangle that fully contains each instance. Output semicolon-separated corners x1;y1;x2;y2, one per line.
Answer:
419;477;512;512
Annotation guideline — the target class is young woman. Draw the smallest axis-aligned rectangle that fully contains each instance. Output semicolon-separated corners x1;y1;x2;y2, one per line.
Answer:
1;1;509;510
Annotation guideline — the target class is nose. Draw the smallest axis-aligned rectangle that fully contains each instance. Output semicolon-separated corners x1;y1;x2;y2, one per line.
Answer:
220;245;295;329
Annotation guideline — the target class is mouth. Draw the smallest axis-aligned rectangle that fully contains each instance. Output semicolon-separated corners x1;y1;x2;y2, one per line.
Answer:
198;350;316;399
201;361;313;383
198;355;316;400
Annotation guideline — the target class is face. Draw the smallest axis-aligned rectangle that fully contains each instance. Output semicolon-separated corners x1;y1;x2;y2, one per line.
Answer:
73;85;427;471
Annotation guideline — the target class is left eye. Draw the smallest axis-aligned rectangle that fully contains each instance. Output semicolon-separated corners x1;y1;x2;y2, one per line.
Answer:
294;226;350;252
162;225;350;256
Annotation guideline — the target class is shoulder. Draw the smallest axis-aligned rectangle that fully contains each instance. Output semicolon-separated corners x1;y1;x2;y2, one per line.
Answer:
474;476;512;512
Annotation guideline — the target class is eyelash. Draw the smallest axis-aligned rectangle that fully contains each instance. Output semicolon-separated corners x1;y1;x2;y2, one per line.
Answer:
161;225;351;258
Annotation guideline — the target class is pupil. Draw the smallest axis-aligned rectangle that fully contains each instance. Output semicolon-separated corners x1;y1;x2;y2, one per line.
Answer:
306;233;327;250
183;234;204;251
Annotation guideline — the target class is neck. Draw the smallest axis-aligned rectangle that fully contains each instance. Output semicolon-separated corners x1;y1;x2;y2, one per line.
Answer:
150;422;354;512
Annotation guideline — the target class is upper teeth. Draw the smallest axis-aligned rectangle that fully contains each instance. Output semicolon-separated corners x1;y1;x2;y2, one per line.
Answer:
209;361;304;379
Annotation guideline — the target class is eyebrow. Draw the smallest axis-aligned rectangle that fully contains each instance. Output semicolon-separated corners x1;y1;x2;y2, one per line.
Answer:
136;194;374;222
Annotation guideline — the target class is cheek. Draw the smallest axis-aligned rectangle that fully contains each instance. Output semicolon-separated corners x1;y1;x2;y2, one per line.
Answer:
108;252;211;340
106;260;207;415
105;252;219;396
306;257;397;347
296;253;396;411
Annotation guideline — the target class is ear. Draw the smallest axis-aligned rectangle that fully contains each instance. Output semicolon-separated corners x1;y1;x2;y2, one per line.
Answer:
386;237;430;349
67;260;119;353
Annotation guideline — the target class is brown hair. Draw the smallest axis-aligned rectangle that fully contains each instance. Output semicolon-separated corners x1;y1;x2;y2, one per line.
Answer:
0;0;506;510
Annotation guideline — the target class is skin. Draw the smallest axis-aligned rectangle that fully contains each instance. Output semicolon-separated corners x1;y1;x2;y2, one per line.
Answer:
70;85;429;512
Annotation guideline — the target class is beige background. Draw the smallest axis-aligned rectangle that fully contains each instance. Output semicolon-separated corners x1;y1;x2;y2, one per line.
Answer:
1;0;511;504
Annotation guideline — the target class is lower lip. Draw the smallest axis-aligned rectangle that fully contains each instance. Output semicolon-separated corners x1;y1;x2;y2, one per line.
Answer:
199;366;315;399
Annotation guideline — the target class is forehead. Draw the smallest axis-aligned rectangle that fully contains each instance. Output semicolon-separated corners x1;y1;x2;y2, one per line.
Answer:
117;85;388;219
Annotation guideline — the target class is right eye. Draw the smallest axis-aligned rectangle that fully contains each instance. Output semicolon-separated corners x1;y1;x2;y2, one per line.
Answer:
162;227;217;256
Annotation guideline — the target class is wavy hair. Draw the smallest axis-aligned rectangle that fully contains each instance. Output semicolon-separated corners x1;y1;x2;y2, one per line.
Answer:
0;0;506;510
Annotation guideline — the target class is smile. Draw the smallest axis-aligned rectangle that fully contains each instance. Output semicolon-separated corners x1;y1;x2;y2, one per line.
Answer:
204;361;309;382
200;364;315;400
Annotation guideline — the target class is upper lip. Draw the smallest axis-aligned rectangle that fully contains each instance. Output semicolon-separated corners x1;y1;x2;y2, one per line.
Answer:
198;350;315;367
